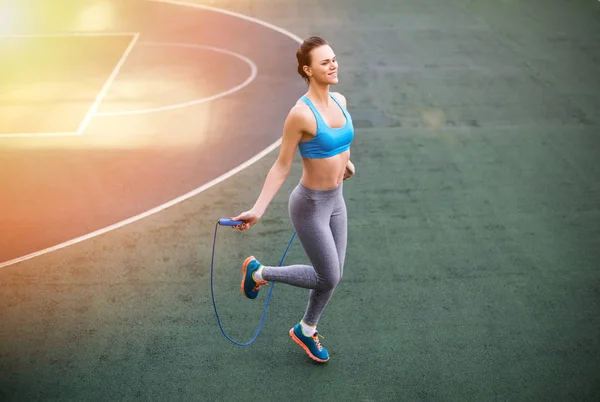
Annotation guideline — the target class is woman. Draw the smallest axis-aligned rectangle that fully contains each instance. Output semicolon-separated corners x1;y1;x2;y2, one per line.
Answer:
230;36;355;363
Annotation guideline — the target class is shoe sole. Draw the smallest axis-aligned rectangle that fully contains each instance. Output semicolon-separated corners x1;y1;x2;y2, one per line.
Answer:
240;256;256;298
289;328;329;363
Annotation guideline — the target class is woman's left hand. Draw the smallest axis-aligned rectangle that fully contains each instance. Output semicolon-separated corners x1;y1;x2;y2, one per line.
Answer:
344;160;355;180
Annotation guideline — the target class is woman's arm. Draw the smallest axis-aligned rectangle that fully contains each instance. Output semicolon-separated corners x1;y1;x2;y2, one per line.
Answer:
251;114;301;215
344;159;355;180
332;92;356;181
231;106;306;229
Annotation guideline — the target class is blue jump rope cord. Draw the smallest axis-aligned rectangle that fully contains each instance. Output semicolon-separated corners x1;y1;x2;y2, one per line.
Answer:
209;220;296;346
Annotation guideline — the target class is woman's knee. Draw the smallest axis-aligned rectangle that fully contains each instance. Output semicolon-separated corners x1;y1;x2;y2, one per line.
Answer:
317;269;340;291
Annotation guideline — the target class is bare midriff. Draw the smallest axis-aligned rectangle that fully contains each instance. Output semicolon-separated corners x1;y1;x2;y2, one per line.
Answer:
300;149;350;190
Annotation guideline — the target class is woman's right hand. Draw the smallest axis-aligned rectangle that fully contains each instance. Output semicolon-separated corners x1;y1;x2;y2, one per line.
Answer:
230;209;261;231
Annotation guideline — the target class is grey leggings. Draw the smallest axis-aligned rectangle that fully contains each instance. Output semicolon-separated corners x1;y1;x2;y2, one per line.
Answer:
262;181;347;325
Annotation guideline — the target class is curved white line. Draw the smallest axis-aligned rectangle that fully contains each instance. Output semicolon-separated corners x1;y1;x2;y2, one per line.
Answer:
149;0;304;43
0;140;282;269
0;0;302;269
95;42;258;116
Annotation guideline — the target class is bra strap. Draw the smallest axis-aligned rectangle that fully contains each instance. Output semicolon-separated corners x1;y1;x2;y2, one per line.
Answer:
301;96;325;127
329;93;349;119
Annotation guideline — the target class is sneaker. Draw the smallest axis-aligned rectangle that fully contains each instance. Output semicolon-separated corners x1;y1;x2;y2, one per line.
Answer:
240;256;267;299
289;323;330;363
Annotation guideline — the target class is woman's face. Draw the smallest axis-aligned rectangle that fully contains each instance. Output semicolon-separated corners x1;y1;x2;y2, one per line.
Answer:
305;45;338;85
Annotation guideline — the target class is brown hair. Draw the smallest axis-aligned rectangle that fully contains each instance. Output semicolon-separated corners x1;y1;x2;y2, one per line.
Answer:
296;36;329;83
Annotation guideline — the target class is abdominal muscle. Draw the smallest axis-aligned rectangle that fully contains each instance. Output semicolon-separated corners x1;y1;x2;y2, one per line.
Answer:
299;150;350;190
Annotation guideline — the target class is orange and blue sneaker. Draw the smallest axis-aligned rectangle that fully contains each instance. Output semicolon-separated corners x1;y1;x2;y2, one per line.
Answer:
240;256;267;299
289;323;330;363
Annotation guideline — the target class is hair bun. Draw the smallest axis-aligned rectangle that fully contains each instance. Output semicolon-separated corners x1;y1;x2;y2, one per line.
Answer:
296;36;328;83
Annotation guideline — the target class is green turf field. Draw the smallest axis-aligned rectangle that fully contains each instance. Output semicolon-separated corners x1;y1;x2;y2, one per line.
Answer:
1;0;599;401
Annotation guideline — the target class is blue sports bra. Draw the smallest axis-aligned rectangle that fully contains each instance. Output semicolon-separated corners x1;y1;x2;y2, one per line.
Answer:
297;93;354;159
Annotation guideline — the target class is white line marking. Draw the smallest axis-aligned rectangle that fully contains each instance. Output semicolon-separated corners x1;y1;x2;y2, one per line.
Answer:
0;0;302;269
149;0;303;43
76;33;140;134
0;140;282;269
95;42;257;116
0;32;139;139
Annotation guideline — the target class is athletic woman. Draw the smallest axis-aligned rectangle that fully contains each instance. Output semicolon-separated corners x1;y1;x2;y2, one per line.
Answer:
230;36;355;363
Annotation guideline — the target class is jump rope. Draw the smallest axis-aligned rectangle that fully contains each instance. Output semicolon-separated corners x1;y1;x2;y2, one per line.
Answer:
210;218;296;346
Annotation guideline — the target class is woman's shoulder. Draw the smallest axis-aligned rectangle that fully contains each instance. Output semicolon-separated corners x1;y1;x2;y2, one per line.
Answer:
282;99;317;134
330;92;347;108
288;98;315;122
